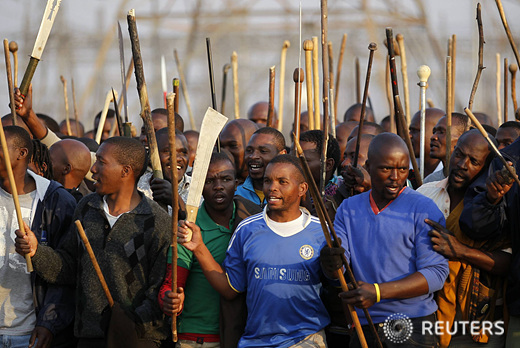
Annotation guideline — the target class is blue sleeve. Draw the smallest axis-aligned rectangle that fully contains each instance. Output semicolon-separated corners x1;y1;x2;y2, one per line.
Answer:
414;203;449;293
223;228;247;293
333;200;351;263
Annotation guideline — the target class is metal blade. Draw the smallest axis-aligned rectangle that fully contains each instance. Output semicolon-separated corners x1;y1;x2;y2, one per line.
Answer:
186;107;228;210
118;21;129;123
32;0;63;60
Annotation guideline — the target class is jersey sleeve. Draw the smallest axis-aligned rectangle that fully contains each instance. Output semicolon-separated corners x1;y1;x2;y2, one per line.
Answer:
223;228;247;293
414;201;449;293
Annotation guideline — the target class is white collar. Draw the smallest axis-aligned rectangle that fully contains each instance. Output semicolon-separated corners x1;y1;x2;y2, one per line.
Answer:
27;169;51;202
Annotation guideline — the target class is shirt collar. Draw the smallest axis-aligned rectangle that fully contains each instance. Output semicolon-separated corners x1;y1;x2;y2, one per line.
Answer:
435;177;450;189
27;170;50;202
197;201;236;232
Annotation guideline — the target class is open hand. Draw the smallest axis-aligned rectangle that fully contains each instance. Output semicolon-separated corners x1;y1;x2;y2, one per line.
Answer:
425;218;465;260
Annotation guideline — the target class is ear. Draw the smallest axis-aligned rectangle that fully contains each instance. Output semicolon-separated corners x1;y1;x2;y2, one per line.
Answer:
364;159;370;173
63;163;72;175
17;147;29;161
279;148;287;155
325;158;334;172
298;181;308;197
121;165;132;178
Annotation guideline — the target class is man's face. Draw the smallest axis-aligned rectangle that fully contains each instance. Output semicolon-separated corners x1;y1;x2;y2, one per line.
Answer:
496;127;519;150
300;141;321;186
249;104;269;127
99;118;116;142
429;117;462;160
409;112;439;158
91;143;125;195
220;124;247;179
341;137;369;172
448;134;490;191
203;160;237;212
336;121;357;162
0;136;23;178
184;133;198;168
48;145;66;184
263;162;306;213
367;148;409;205
157;133;189;183
244;133;282;180
140;113;168;148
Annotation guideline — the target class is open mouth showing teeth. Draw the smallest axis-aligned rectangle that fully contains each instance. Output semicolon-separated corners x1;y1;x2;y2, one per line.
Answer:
268;197;281;202
249;164;262;169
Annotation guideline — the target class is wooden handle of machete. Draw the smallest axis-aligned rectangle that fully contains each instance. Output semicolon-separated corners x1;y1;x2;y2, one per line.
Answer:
19;57;39;97
75;220;114;307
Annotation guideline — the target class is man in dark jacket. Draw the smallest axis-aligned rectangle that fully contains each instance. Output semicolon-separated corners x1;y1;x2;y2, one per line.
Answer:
0;126;76;348
460;136;520;348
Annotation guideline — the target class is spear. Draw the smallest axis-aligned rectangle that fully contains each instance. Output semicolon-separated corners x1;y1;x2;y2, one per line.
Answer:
19;0;63;97
128;9;163;179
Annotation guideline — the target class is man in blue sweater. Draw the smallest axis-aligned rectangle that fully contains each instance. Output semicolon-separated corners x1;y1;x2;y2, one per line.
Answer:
323;133;449;347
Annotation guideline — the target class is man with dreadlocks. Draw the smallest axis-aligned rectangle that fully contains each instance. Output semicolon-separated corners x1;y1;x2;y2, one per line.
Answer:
29;139;53;180
0;126;77;348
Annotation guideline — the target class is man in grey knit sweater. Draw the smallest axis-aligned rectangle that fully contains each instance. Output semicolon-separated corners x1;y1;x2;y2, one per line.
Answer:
16;137;172;348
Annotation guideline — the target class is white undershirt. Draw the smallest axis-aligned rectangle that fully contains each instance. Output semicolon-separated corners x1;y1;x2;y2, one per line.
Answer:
102;196;125;228
265;208;310;237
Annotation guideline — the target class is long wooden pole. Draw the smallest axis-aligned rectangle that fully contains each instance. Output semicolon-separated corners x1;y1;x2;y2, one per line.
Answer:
60;76;72;136
312;36;320;129
0;122;33;271
418;65;431;182
510;63;518;112
231;51;240;119
395;95;422;187
495;0;520;68
451;35;457;108
174;49;197;130
353;43;377;169
267;66;276;129
386;28;401;136
293;68;304;151
304;40;315;130
220;66;229;116
71;78;80;136
173;78;180;114
75;220;113;307
468;3;485;111
278;40;290;132
396;34;411;125
166;92;178;342
445;57;452;177
385;58;395;132
328;42;336;126
95;91;115;144
355;57;361;104
320;0;330;196
505;58;509;122
334;34;347;118
128;9;163;179
496;54;502;126
4;39;17;126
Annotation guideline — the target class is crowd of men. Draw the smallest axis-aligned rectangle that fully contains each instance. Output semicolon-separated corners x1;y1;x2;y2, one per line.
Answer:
1;47;520;348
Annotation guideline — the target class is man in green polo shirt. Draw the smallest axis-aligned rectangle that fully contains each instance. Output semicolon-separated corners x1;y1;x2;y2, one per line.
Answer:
159;152;261;347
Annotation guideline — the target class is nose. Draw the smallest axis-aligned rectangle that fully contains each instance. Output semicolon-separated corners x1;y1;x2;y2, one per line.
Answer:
390;168;399;180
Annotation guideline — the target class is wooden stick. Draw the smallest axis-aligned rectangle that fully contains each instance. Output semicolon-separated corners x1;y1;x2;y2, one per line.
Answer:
496;54;502;126
312;36;320;129
60;76;72;136
304;40;315;130
355;57;361;104
418;65;431;182
468;3;485;111
320;0;330;197
166;92;178;343
294;137;373;348
505;58;508;122
8;41;18;88
71;78;80;136
205;38;217;111
385;58;395;132
386;28;401;136
267;66;276;128
353;43;377;168
510;63;518;112
0;118;33;271
328;42;336;126
95;91;115;144
4;39;17;126
127;9;163;179
396;34;411;125
75;220;113;307
451;35;457;108
231;51;240;119
118;59;134;119
395;95;422;187
427;99;435;108
293;68;304;151
174;49;197;130
173;78;180;114
220;65;229;116
334;34;347;118
110;88;123;138
278;40;290;132
495;0;520;68
465;108;520;187
445;57;452;177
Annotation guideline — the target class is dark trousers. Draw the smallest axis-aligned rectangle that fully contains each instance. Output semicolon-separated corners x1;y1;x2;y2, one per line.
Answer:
77;338;160;348
349;314;438;348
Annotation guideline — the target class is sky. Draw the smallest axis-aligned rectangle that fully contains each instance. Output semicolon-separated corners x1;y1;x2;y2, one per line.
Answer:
1;0;520;135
